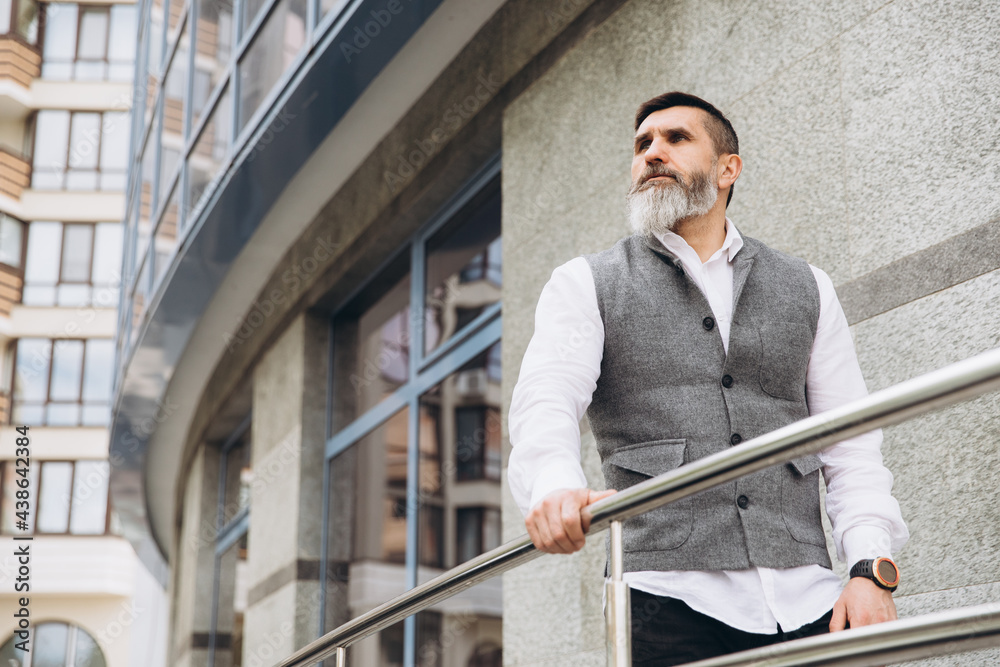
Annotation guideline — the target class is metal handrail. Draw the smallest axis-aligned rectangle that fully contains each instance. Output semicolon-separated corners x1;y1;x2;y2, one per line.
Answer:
277;346;1000;667
685;602;1000;667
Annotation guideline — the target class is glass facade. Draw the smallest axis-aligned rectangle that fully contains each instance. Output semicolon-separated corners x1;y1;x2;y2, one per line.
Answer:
324;169;502;667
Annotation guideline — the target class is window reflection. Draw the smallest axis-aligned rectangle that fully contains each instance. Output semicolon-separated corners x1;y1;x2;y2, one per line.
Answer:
193;0;233;125
188;85;231;216
237;0;307;130
331;251;411;432
0;213;25;268
154;183;180;285
213;532;249;667
424;187;501;356
325;408;410;638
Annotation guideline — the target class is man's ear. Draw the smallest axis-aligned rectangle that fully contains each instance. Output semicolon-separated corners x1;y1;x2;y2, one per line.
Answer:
718;153;742;190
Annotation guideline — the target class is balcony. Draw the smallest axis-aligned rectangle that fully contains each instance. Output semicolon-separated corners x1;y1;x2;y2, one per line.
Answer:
0;262;22;318
0;145;29;201
0;34;38;89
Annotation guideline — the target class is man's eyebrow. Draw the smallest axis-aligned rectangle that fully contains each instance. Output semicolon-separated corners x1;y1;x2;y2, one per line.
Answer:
633;125;694;149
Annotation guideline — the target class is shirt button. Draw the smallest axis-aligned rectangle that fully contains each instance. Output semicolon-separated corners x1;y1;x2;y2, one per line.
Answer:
703;317;715;331
730;433;743;445
737;495;749;509
722;374;734;388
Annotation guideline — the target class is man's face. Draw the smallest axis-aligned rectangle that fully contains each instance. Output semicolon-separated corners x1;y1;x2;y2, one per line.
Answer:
630;106;720;194
627;106;721;235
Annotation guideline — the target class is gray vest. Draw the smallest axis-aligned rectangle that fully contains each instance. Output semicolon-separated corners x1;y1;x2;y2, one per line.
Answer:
584;233;831;573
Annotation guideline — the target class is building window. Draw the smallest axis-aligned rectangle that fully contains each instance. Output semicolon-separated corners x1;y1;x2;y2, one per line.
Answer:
31;109;131;191
325;162;502;667
209;418;251;667
0;459;110;534
0;213;26;269
0;622;107;664
11;337;114;426
22;221;122;307
0;0;39;43
40;3;135;81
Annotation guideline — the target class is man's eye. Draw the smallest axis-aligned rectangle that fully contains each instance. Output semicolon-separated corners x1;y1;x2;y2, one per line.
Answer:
671;135;687;142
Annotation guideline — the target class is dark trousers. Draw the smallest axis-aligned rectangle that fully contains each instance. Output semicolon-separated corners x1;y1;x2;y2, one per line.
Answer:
629;588;833;666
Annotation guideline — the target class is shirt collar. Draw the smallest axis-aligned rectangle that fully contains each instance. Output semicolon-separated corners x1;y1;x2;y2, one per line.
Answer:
654;217;744;264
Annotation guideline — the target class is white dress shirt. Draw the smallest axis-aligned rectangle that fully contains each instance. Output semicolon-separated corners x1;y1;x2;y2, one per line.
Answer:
508;219;909;634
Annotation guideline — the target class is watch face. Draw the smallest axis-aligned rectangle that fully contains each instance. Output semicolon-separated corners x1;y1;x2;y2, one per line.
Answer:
876;559;899;585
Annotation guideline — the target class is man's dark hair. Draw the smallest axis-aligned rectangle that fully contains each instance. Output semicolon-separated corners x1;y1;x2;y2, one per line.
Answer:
634;91;739;206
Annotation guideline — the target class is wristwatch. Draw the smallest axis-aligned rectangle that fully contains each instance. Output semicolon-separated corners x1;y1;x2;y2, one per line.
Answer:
850;557;900;592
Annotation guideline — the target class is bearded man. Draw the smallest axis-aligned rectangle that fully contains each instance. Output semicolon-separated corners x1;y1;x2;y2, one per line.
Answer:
507;92;908;666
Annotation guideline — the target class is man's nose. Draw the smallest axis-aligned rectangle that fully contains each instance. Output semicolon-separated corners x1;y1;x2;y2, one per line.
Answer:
643;136;670;164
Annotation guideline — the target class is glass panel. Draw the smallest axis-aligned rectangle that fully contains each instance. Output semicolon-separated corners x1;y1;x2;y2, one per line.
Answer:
241;0;267;32
131;254;150;343
221;427;251;525
46;402;80;425
188;85;231;214
325;408;409;635
24;222;61;296
13;338;50;402
16;0;39;43
81;403;110;426
237;0;307;130
0;214;24;268
416;360;503;666
32;622;70;665
83;339;113;403
73;627;108;667
331;251;410;432
69;461;109;534
194;0;233;123
68;112;101;168
49;339;84;400
423;187;501;355
107;5;137;81
148;0;166;80
138;113;160;262
37;461;73;533
40;4;77;78
320;0;348;23
100;110;131;186
154;183;180;284
77;6;109;60
57;283;91;307
0;0;10;33
61;224;94;282
163;21;190;143
213;531;248;667
32;111;70;188
1;461;38;533
92;222;124;292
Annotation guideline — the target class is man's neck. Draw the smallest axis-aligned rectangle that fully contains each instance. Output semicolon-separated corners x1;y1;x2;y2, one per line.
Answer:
672;207;728;263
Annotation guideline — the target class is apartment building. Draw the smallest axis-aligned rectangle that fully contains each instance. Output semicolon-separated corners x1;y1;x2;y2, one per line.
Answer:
0;1;167;665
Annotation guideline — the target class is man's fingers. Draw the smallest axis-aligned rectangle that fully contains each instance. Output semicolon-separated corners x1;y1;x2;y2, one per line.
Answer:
581;488;617;531
829;600;848;633
560;497;586;549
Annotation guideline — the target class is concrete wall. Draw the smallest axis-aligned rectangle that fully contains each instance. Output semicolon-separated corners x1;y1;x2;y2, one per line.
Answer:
501;0;1000;665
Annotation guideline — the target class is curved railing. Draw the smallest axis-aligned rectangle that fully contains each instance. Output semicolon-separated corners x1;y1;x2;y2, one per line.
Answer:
278;346;1000;667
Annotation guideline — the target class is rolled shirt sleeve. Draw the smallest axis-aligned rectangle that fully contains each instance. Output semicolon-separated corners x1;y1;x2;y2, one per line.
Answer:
808;266;910;564
508;257;604;516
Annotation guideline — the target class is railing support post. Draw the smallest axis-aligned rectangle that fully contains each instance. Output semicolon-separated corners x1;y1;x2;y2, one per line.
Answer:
606;520;632;666
334;646;346;667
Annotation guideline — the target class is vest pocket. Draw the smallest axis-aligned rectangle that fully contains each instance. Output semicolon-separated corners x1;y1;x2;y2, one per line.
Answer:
758;321;813;401
603;439;694;551
781;454;827;547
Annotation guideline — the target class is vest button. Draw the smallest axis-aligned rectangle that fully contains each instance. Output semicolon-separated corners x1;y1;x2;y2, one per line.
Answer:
721;374;734;388
737;495;749;509
730;433;743;445
703;317;715;331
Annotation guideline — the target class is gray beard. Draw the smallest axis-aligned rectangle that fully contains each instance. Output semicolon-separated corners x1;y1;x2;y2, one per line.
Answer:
625;165;718;237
